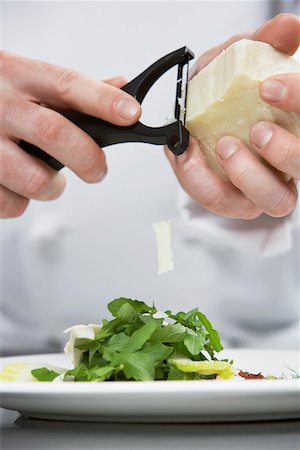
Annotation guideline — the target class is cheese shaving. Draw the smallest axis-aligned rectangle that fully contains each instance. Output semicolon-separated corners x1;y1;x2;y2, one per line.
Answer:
152;220;174;275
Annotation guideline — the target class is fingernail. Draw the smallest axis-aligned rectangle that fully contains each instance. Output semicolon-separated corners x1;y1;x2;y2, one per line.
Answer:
261;79;287;102
216;136;239;160
116;98;140;119
250;122;273;148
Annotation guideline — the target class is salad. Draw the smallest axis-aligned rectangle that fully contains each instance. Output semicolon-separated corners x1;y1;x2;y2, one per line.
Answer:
1;298;269;382
35;298;233;382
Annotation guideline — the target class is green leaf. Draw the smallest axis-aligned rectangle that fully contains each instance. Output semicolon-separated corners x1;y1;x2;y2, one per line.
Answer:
197;312;223;352
64;364;89;381
183;329;206;355
101;346;117;362
75;340;102;365
124;316;145;336
88;342;102;364
108;298;153;318
88;354;107;368
115;302;136;322
171;341;193;359
87;366;114;381
169;308;199;330
31;367;60;382
182;308;199;322
112;352;155;381
124;319;159;353
167;366;190;380
110;343;172;381
150;323;186;343
75;340;95;351
99;317;123;336
141;342;173;363
155;363;169;380
106;332;130;351
64;364;114;382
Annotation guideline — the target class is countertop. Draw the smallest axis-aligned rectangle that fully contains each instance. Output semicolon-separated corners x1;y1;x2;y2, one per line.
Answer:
1;408;300;450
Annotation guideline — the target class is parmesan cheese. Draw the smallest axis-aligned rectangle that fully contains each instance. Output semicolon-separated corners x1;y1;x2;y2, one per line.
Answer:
152;220;174;274
185;39;300;179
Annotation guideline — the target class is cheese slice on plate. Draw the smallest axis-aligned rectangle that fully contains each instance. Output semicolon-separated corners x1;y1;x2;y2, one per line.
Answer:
185;38;300;179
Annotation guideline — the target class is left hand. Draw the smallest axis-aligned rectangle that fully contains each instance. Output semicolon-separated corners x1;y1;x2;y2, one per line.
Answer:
165;14;300;219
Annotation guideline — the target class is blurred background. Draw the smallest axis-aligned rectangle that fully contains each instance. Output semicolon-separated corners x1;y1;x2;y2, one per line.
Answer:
0;0;299;355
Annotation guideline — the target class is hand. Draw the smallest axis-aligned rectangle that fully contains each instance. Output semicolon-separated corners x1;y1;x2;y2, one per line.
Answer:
0;51;142;218
166;14;300;219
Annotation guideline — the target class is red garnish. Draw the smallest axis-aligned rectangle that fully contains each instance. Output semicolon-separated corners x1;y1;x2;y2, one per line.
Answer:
238;370;265;380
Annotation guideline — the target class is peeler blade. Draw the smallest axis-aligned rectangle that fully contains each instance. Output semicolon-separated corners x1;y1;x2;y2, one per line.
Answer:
175;58;190;125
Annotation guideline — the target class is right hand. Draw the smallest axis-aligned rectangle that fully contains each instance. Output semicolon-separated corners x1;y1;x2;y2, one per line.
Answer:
0;51;142;218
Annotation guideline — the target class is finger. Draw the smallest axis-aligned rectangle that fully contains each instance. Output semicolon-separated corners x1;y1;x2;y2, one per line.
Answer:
253;13;300;55
165;136;262;219
102;76;128;88
216;136;298;217
2;51;141;125
0;185;29;218
260;73;300;113
189;13;300;79
250;121;300;180
0;137;66;201
3;99;108;183
189;32;251;79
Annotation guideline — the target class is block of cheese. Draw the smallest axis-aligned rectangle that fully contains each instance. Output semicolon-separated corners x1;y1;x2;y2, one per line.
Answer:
185;39;300;179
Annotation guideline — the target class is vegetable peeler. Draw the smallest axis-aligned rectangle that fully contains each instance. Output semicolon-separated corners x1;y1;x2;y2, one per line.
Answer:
19;46;194;170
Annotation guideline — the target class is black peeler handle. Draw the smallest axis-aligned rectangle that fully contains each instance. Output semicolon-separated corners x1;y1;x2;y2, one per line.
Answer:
19;47;194;171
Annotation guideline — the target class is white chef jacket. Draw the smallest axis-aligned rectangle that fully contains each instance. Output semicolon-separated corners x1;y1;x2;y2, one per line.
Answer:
0;1;299;355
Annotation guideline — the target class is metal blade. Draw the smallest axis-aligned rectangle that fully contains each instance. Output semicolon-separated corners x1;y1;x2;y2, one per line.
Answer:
175;59;190;125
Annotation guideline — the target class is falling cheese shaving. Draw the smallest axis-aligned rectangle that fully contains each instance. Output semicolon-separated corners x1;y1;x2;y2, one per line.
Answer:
152;220;174;275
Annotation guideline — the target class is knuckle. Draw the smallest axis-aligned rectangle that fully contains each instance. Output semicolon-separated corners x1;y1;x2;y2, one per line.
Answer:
194;182;226;212
262;138;299;177
229;164;249;184
267;186;297;217
34;112;62;146
178;154;202;179
22;168;50;198
200;187;225;212
273;140;292;168
54;68;78;98
94;87;108;113
278;141;299;175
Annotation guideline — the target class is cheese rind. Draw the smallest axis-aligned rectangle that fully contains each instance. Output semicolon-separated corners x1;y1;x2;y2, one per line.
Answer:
186;39;300;178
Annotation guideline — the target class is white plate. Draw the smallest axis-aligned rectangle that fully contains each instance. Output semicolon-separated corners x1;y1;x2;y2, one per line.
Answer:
1;349;299;423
